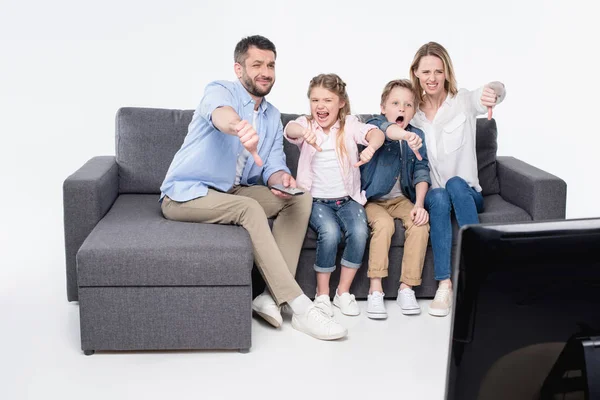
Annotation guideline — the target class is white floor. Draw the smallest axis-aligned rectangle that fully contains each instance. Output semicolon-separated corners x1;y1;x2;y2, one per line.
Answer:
2;262;452;400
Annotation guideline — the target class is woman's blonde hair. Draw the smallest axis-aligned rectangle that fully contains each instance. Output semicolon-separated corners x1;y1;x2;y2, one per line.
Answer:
409;42;458;107
306;73;352;164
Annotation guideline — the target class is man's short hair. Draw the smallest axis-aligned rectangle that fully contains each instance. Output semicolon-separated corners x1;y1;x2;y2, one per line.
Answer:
234;35;277;65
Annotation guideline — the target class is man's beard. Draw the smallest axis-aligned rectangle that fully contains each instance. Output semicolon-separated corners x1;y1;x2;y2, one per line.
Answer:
241;72;274;97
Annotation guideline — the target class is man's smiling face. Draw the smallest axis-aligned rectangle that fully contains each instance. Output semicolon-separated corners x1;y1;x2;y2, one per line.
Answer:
236;46;276;98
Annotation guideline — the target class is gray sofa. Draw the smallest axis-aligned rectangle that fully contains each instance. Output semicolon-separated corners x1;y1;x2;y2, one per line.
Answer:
63;107;567;354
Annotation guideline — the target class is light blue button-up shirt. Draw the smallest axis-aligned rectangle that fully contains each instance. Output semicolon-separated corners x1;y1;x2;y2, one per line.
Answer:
160;79;290;202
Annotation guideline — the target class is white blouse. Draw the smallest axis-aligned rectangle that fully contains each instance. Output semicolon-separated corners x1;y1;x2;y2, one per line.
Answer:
410;83;506;192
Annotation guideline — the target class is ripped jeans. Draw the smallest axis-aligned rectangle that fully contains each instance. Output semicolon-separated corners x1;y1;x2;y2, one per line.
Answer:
308;196;369;273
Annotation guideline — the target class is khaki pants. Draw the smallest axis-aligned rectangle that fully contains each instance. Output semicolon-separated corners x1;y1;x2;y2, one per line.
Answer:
365;196;429;286
161;185;312;305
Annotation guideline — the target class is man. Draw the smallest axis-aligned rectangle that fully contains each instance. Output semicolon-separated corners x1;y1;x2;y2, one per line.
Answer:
160;35;347;341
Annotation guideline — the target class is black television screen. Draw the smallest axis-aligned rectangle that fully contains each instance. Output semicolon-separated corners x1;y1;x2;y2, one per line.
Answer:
446;218;600;400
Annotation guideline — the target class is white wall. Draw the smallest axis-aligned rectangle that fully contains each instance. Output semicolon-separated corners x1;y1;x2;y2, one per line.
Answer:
1;0;599;271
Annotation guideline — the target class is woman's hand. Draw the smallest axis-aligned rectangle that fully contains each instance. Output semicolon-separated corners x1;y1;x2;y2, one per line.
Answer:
481;82;505;120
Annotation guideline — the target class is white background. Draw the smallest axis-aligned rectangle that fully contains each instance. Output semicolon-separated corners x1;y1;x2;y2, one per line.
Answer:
0;0;599;398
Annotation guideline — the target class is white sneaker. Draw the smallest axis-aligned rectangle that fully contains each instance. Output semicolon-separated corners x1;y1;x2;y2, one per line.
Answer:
333;291;360;316
291;305;348;340
397;287;421;315
252;292;282;328
314;294;334;317
367;291;387;319
429;285;453;317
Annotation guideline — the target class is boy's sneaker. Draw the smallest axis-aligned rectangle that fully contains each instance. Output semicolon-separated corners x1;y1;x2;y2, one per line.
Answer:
428;285;453;317
397;287;421;315
367;291;387;319
252;291;282;328
314;294;334;317
333;290;360;316
291;305;348;340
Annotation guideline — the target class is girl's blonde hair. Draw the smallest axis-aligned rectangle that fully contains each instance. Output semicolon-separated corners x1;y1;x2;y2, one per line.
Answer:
409;42;458;107
306;73;352;164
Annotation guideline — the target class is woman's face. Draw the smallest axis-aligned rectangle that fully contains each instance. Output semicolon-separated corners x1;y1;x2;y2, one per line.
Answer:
415;55;446;97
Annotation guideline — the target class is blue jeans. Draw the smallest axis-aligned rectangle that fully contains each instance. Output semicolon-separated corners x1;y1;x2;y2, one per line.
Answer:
309;197;369;273
425;176;484;281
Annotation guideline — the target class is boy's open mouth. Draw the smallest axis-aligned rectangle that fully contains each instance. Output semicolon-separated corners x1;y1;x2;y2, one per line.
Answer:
396;116;404;124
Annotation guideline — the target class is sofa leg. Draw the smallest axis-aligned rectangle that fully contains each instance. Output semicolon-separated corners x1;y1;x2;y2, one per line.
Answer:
83;350;95;356
239;348;250;354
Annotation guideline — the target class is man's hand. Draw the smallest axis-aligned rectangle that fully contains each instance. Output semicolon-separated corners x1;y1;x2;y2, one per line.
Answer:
267;170;297;199
410;205;429;226
234;120;263;166
354;145;377;167
302;128;322;152
481;84;500;120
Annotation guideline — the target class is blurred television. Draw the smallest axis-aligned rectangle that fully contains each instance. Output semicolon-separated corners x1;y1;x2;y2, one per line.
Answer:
446;218;600;400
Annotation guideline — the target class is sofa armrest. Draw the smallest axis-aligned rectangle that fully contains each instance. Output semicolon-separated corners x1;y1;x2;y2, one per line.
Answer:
496;156;567;221
63;156;119;301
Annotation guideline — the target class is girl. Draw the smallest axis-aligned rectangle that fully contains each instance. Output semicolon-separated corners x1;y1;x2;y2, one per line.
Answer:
284;73;385;316
409;42;506;317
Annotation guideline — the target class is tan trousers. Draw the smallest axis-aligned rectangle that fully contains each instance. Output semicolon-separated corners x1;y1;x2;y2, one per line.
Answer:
161;185;312;305
365;196;429;286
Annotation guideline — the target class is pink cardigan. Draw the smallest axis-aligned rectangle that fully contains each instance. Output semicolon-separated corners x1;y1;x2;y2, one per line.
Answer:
284;115;377;205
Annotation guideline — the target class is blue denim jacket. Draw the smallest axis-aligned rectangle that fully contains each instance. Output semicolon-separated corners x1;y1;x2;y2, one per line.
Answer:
360;115;431;203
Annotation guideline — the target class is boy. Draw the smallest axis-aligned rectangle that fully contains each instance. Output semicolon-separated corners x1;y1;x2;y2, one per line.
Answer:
360;79;431;319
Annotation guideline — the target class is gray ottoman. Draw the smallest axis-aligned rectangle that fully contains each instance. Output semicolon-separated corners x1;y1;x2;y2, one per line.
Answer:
75;194;254;354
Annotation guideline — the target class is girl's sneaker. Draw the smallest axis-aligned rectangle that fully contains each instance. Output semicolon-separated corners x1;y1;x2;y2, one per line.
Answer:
313;294;334;317
367;291;387;319
333;290;360;316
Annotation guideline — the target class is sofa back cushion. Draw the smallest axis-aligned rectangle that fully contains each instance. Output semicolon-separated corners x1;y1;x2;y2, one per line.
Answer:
116;108;193;194
115;108;499;195
475;118;499;195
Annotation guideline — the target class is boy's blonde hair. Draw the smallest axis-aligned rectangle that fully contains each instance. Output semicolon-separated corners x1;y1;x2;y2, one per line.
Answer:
307;73;352;164
409;42;458;107
380;79;417;106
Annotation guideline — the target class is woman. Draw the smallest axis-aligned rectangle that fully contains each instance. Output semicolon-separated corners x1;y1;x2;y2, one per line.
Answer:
409;42;506;317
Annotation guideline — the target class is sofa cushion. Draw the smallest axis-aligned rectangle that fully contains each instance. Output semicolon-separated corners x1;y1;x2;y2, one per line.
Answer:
479;194;532;223
475;118;500;195
281;113;302;178
77;194;253;287
116;108;191;194
450;194;532;239
116;108;501;197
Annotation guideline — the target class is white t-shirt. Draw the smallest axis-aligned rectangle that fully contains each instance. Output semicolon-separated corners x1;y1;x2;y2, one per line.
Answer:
234;111;258;185
310;131;348;199
410;84;505;192
378;145;405;201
